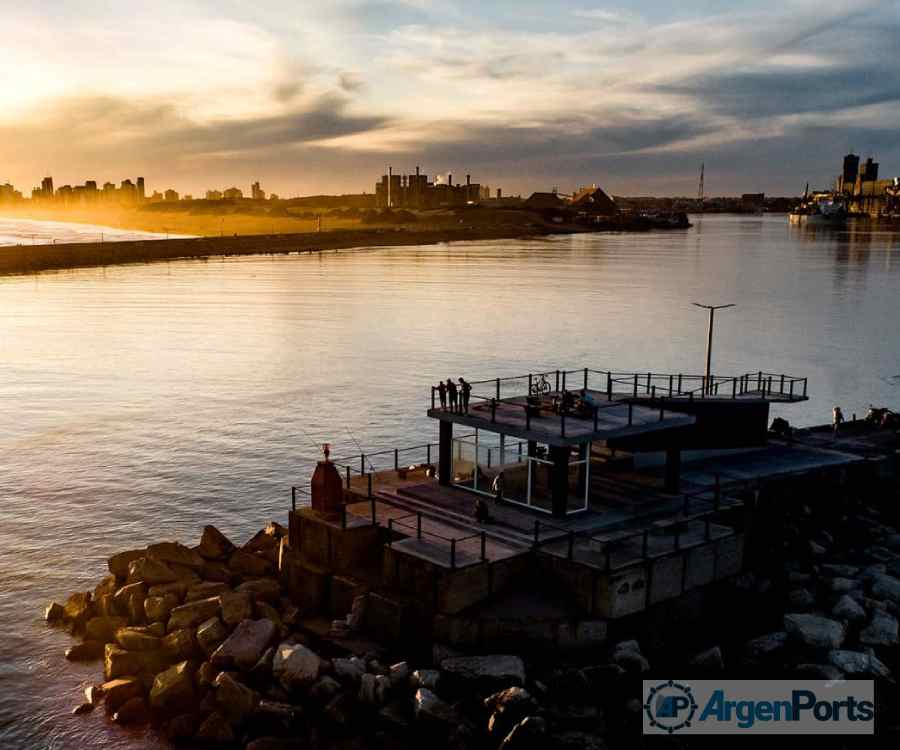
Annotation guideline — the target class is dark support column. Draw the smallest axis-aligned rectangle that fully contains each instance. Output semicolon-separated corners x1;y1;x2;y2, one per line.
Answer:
527;440;537;458
439;420;453;486
550;445;569;518
665;446;681;493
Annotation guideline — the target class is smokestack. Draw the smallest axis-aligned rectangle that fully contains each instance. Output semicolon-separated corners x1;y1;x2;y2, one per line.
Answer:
466;174;471;186
448;174;452;188
416;165;420;177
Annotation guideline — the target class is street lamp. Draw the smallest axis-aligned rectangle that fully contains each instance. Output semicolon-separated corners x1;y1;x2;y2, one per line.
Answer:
692;302;735;394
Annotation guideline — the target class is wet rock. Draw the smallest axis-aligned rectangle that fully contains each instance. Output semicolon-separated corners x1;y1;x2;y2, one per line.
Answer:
65;640;105;662
333;656;366;685
147;582;188;601
127;556;178;586
144;594;179;623
243;528;280;557
85;615;127;644
104;643;170;681
441;654;526;690
273;642;322;691
197;660;217;688
162;628;200;660
389;661;409;688
165;712;201;741
45;602;65;623
201;560;233;584
113;696;149;724
108;549;145;579
228;550;272;578
63;592;93;628
610;640;650;674
414;688;459;726
220;591;254;627
359;673;391;706
84;684;105;706
214;671;259;724
211;618;276;671
102;677;144;712
167;596;220;632
833;594;867;623
147;541;205;571
410;669;440;691
197;617;228;656
234;578;281;604
186;581;230;602
196;711;235;742
786;588;816;612
198;526;236;560
860;612;899;647
150;661;196;715
871;574;900;605
784;614;846;650
114;626;161;652
346;594;367;631
485;687;536;738
309;675;342;703
113;582;147;623
743;631;788;663
828;650;893;680
499;715;547;750
72;702;94;715
689;645;724;672
94;594;118;618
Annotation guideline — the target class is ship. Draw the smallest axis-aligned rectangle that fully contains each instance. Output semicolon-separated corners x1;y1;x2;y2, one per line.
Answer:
789;192;847;226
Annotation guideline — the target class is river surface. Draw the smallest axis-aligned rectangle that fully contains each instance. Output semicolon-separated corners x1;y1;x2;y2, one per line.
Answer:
0;214;898;748
0;216;192;246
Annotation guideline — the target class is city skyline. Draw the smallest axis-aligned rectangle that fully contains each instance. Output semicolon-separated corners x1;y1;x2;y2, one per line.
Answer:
1;1;898;197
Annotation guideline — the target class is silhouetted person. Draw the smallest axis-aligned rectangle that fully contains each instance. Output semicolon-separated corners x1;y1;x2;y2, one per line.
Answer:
447;378;458;412
438;381;447;410
833;406;845;436
492;471;504;504
475;496;491;523
459;378;472;413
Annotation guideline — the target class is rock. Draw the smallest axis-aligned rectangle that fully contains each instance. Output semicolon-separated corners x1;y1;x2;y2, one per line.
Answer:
127;556;178;586
228;550;272;578
309;675;342;703
197;660;217;688
256;601;283;630
359;672;390;706
114;626;161;652
167;596;221;632
822;564;859;578
441;654;525;690
325;692;357;726
831;577;859;594
162;628;200;660
201;560;233;584
871;574;900;605
144;594;179;623
113;696;149;724
72;702;94;715
860;612;899;647
150;661;196;715
84;615;127;644
410;668;440;690
414;688;459;726
94;594;118;618
273;642;321;691
828;650;893;680
63;592;93;628
104;643;170;681
214;671;259;724
234;578;281;604
65;640;105;662
112;582;147;623
333;656;366;685
786;588;816;612
196;711;235;742
186;582;230;602
211;618;276;671
147;541;205;570
243;528;280;556
499;716;547;750
147;581;188;601
220;591;254;627
197;617;228;656
744;631;788;663
108;549;145;579
102;677;144;711
84;684;105;706
610;640;650;673
689;646;724;671
168;564;202;585
833;594;867;623
249;646;275;684
347;594;367;630
388;661;409;688
166;712;201;741
198;526;236;560
45;602;65;623
485;687;536;738
784;614;846;650
793;663;845;680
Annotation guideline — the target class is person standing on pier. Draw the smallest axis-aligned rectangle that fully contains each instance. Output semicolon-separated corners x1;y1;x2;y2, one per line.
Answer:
447;378;458;412
833;406;845;435
438;380;447;410
459;378;472;414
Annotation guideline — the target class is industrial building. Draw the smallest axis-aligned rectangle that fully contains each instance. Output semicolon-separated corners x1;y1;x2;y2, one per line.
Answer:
836;153;898;218
374;167;487;209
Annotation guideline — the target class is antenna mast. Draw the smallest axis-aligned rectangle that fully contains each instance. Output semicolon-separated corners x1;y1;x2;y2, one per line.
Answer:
697;162;705;212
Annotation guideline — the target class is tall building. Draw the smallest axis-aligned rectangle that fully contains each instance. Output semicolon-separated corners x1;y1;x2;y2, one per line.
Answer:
41;176;54;197
137;177;146;202
840;153;860;193
164;189;179;202
251;181;265;200
223;187;243;199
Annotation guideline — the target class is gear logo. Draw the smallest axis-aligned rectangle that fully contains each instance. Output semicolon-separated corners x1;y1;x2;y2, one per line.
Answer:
644;680;698;733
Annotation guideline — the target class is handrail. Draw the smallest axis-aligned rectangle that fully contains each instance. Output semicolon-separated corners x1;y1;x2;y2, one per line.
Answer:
386;510;487;569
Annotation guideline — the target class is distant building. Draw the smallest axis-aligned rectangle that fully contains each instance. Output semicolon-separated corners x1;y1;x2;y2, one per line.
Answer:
524;191;567;210
164;189;179;202
570;185;617;215
375;167;484;209
223;187;243;200
251;181;265;200
183;194;193;202
137;177;146;202
206;190;223;200
833;153;896;217
41;176;54;197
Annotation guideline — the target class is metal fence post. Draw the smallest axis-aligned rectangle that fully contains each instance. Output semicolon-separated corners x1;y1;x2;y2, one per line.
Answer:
394;449;399;471
633;374;638;397
345;465;351;489
583;368;588;390
555;370;560;392
562;370;567;392
427;444;432;465
491;398;497;423
607;371;612;401
496;377;501;400
803;378;808;398
678;373;683;394
291;486;296;512
360;454;366;475
431;387;435;410
561;412;566;438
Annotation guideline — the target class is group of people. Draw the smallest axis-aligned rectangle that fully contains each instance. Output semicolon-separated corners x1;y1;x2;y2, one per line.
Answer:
436;378;473;413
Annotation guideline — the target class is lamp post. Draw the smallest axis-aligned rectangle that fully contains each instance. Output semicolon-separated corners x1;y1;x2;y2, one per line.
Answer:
692;302;734;394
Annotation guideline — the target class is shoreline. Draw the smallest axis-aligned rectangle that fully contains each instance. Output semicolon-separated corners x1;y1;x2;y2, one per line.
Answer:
0;224;594;277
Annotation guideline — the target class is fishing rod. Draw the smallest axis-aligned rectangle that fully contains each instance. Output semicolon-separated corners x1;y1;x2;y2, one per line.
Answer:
345;425;376;473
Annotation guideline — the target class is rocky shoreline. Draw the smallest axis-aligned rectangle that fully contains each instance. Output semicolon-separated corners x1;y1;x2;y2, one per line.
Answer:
46;485;900;748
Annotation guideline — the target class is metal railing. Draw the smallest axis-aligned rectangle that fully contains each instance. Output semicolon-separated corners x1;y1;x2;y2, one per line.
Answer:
386;511;487;569
324;441;440;500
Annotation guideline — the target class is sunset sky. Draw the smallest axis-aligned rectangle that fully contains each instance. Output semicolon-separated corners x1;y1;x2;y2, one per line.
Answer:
1;0;897;197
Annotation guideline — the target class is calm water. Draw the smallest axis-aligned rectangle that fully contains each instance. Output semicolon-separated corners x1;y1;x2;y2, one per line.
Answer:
1;214;898;748
0;216;192;247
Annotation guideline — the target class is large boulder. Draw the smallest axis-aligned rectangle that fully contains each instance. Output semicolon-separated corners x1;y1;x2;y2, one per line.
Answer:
441;655;525;691
214;671;259;724
485;687;536;739
196;711;235;742
871;574;900;605
85;616;127;644
115;627;161;652
113;582;147;623
198;526;236;560
102;677;145;712
197;617;228;656
220;591;254;628
147;541;205;571
63;592;93;628
228;550;273;578
162;628;201;660
45;602;65;623
186;582;230;602
210;618;276;671
610;640;650;673
832;595;867;623
499;716;547;750
150;661;196;716
104;643;170;681
108;549;145;579
272;642;322;691
414;688;459;726
828;650;893;680
743;631;788;663
860;612;899;647
127;556;178;586
201;560;233;584
333;656;366;685
65;641;105;662
167;596;220;632
234;579;281;604
784;614;845;650
147;582;188;601
145;594;180;623
112;696;150;724
359;673;391;706
689;646;725;672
